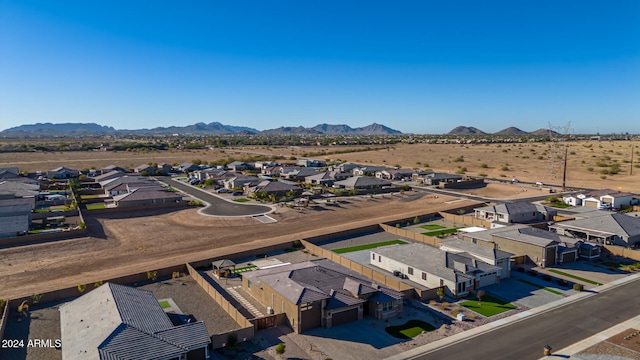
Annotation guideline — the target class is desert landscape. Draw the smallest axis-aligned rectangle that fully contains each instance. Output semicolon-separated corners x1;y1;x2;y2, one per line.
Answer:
2;140;638;192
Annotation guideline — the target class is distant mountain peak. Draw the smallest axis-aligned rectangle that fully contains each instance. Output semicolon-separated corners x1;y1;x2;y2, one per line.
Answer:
447;126;487;135
494;127;529;135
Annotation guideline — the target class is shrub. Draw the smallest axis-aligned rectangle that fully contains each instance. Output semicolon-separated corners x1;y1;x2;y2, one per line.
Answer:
292;240;303;248
451;309;460;317
480;163;488;168
275;343;286;355
558;279;569;287
453;156;464;162
573;283;584;292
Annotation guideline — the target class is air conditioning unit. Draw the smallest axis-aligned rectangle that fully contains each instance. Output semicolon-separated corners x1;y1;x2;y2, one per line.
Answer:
267;307;274;315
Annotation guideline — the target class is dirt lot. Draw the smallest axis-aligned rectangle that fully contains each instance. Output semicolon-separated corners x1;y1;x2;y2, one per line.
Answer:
0;193;478;301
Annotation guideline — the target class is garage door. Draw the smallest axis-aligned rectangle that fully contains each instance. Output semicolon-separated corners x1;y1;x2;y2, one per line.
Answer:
300;305;322;332
331;308;358;327
477;274;497;287
562;252;576;263
584;200;598;208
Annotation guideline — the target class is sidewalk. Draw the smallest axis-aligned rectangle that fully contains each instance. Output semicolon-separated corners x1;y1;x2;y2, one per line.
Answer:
385;272;640;360
540;316;640;359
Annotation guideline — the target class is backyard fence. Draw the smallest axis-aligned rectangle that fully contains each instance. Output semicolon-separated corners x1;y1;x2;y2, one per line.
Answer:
378;223;443;248
438;211;492;228
604;245;640;262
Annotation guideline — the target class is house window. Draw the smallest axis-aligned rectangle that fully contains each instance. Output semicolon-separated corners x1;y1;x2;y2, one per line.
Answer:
422;272;427;280
301;302;313;311
247;281;252;289
372;253;376;260
378;255;381;262
472;238;477;244
408;267;414;275
382;301;393;312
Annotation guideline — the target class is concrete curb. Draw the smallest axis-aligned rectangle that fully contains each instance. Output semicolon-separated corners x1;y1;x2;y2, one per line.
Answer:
385;272;640;360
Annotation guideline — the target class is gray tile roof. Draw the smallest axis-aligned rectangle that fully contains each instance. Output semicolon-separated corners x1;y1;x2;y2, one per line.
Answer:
553;212;640;238
243;260;401;306
112;188;181;203
333;176;391;188
439;239;513;261
60;283;210;360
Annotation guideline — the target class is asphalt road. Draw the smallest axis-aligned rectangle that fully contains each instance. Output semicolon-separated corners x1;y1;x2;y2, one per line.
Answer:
410;277;640;360
160;176;273;216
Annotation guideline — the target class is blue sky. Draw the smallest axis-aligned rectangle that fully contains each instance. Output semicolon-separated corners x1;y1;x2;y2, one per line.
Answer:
1;1;638;134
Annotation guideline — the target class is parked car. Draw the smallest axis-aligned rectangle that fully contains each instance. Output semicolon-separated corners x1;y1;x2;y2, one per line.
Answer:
216;188;228;193
231;191;243;196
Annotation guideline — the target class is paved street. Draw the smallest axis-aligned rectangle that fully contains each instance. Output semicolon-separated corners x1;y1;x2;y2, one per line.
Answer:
407;276;640;360
160;176;273;216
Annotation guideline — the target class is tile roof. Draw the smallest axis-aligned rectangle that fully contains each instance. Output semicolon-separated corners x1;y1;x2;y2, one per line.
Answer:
60;283;210;360
439;238;513;261
553;212;640;238
113;188;181;203
333;176;391;188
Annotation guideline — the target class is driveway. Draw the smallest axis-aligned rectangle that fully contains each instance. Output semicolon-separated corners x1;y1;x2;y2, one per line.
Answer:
160;176;273;217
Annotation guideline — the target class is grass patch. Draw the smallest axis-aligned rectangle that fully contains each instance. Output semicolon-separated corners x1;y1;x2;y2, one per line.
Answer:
420;224;446;230
547;269;603;285
550;202;571;208
231;265;258;274
159;300;170;309
34;208;51;213
80;194;101;199
421;228;460;237
86;203;106;210
517;279;564;295
460;295;517;317
233;198;250;202
385;320;435;339
333;240;407;254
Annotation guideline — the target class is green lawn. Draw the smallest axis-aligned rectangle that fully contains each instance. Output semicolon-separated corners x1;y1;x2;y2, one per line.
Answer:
80;194;101;199
420;224;446;230
547;269;603;286
34;208;51;213
385;320;435;339
159;300;171;309
421;228;460;237
333;240;407;254
550;202;571;208
233;198;250;202
517;279;564;295
86;203;106;210
460;295;517;317
231;265;258;274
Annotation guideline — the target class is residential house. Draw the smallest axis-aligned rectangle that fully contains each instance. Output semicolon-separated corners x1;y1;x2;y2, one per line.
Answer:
333;176;391;190
297;159;327;168
59;282;211;360
101;165;127;174
261;165;300;177
93;170;126;184
226;161;254;172
0;167;20;179
550;212;640;247
242;259;403;333
411;170;434;183
375;169;413;181
193;169;236;182
254;161;277;170
304;171;350;186
0;181;39;200
134;164;157;175
223;175;261;190
420;173;462;186
460;225;590;267
474;202;557;224
100;175;151;196
47;166;79;179
281;167;319;181
439;239;513;279
581;189;635;210
248;180;303;198
562;194;585;207
157;163;174;175
371;243;502;298
112;188;182;207
0;194;33;238
330;162;362;173
352;166;388;176
176;162;200;174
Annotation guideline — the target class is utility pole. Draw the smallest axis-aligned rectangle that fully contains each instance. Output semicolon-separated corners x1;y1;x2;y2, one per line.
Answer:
631;146;635;176
562;147;568;192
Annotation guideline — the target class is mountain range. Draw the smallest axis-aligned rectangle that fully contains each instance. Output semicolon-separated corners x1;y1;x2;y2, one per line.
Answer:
447;126;559;136
0;122;402;137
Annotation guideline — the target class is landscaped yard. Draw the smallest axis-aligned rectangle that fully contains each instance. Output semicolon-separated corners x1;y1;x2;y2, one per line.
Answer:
231;265;258;274
80;194;102;199
547;269;603;286
420;224;446;230
86;203;106;210
385;320;435;339
332;240;407;254
233;198;250;203
421;228;460;237
159;300;170;309
460;295;517;317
